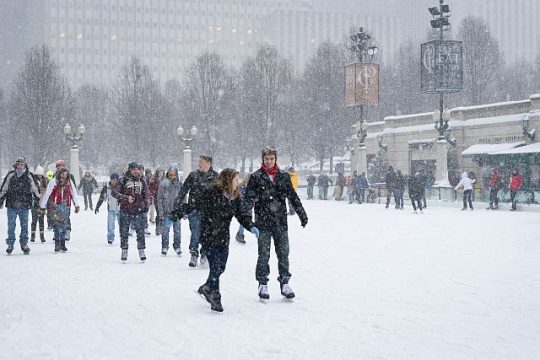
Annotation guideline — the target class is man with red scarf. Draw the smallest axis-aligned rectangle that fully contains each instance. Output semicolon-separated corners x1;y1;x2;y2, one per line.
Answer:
245;147;308;300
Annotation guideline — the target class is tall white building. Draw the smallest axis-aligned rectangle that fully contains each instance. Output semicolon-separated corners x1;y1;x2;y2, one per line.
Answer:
30;0;312;88
260;9;403;71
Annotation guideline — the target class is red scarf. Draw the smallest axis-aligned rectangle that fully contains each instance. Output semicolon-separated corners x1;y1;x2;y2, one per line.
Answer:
51;182;72;207
261;163;279;183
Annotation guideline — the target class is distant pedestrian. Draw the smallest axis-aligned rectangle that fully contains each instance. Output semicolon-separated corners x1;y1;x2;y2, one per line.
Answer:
509;170;524;211
157;166;183;256
454;171;475;210
31;165;48;243
487;169;501;210
317;173;332;200
357;172;369;204
385;166;396;208
78;171;98;211
394;170;405;209
306;173;316;200
408;172;424;213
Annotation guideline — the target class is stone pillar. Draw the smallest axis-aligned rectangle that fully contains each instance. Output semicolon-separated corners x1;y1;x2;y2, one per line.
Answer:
356;146;367;175
70;146;80;185
435;139;449;185
183;148;192;179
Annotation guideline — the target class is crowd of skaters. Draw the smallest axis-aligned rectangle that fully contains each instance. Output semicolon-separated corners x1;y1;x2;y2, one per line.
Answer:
0;147;308;313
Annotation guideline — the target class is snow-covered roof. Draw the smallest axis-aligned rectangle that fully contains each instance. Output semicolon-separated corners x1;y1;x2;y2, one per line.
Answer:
461;142;526;156
452;99;529;112
491;142;540;155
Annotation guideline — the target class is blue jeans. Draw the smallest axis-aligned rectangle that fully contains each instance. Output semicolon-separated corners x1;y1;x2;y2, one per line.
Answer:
188;211;203;256
119;212;146;250
205;244;229;291
393;189;404;208
107;210;120;241
52;209;69;242
6;208;30;246
161;216;181;249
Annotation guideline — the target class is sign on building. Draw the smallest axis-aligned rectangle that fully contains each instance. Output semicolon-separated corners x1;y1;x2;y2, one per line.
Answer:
421;40;463;94
345;63;379;106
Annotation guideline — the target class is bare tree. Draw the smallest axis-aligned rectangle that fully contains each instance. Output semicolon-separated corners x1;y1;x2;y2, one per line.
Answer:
10;46;75;166
75;85;111;168
113;56;169;166
302;42;350;172
245;45;292;146
498;59;536;101
182;52;228;157
458;16;502;105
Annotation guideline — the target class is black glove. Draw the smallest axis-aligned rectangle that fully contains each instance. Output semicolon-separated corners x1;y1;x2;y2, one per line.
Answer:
300;216;308;228
94;207;100;214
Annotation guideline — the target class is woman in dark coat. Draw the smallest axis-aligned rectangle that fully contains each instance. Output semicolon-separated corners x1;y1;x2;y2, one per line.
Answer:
182;168;258;312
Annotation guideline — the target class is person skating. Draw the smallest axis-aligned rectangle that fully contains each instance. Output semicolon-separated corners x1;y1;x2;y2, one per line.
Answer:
78;171;98;211
357;172;369;204
306;173;316;200
157;166;183;256
487;169;501;210
95;173;121;245
348;171;359;204
245;147;308;300
0;157;41;255
53;160;77;241
454;171;475;210
385;166;396;208
39;168;80;252
317;173;332;200
394;170;405;209
31;165;48;243
235;175;251;244
181;168;257;312
509;170;524;211
174;155;218;268
45;170;54;231
408;172;425;213
112;162;150;263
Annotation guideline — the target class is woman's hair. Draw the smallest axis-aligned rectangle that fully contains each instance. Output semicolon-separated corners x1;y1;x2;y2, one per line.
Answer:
55;168;70;185
214;168;240;198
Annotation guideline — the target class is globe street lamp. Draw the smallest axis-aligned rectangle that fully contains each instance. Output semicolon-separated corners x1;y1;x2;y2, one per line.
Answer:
177;125;198;176
63;122;85;184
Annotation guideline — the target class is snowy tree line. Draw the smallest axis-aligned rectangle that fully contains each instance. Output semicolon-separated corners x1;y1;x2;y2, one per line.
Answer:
0;16;539;174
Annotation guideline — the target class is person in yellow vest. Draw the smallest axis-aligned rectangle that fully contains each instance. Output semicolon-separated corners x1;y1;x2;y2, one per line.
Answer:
288;167;299;215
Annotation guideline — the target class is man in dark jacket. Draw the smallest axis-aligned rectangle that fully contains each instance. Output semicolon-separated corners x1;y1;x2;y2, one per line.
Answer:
112;162;149;262
393;170;405;209
385;166;396;208
157;166;183;256
174;154;218;267
78;171;98;211
408;172;425;213
317;173;332;200
0;157;41;254
244;147;308;300
306;173;316;199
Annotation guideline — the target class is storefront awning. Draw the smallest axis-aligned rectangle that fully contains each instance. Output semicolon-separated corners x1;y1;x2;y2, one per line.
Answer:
461;142;526;156
491;142;540;155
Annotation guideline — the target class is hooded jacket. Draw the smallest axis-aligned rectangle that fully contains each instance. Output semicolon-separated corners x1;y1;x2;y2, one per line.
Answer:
0;166;40;209
78;174;98;193
454;172;475;191
95;181;121;212
157;166;183;217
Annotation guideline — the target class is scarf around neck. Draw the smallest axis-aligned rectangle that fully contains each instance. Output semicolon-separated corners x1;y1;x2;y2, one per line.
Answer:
261;163;279;182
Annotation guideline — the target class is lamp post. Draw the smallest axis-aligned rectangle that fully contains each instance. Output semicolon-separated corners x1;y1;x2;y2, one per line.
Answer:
177;125;198;176
349;27;378;175
521;114;536;141
63;122;85;185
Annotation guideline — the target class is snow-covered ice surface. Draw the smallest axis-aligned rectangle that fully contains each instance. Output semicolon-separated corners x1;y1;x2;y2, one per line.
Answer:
1;195;540;360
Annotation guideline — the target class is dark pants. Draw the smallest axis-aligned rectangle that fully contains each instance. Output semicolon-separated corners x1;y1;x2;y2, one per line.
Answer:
119;212;146;250
510;190;518;210
489;188;499;208
463;189;473;209
205;243;229;291
256;227;291;285
188;211;204;257
31;207;45;236
83;191;93;210
411;197;423;211
359;189;366;203
322;186;329;200
307;185;314;199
